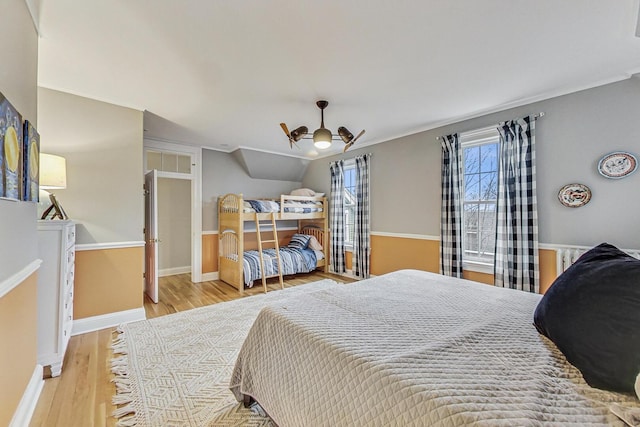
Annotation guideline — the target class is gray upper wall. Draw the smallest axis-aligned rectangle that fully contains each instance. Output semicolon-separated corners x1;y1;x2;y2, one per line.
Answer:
303;77;640;249
0;0;39;283
202;149;302;231
233;148;310;181
38;88;144;244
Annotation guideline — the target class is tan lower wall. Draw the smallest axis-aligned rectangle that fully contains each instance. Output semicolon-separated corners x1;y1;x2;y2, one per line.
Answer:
366;236;560;293
74;246;144;319
0;272;38;426
202;232;561;293
463;270;494;285
370;235;440;276
539;248;558;294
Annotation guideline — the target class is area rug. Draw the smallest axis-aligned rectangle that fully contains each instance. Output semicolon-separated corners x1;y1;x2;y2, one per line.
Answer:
111;279;340;426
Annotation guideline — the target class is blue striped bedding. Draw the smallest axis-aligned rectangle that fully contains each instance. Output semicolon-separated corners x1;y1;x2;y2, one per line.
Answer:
242;246;318;287
244;199;323;214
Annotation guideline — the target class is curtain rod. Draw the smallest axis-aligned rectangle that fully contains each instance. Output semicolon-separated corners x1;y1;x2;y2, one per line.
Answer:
328;153;372;164
435;112;545;140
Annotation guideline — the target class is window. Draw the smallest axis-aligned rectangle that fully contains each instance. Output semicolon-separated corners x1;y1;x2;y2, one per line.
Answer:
343;163;356;246
461;127;500;268
146;150;192;174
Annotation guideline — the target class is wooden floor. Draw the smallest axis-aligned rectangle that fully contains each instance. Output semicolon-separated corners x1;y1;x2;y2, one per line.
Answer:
30;271;354;427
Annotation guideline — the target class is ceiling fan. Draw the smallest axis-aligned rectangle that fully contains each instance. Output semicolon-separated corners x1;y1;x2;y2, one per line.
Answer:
280;100;365;153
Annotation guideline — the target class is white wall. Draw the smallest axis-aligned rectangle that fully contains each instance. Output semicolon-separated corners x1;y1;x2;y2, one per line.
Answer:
158;178;191;270
37;87;144;244
0;0;39;282
303;77;640;249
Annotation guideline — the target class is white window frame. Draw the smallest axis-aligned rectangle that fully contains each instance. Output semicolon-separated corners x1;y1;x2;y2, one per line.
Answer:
343;159;356;251
460;126;500;274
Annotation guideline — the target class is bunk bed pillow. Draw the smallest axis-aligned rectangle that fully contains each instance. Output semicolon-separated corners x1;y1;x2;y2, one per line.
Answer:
291;188;316;197
289;233;312;250
533;243;640;394
308;236;323;251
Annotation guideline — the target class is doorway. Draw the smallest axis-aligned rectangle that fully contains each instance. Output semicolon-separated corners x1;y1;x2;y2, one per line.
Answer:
143;139;202;303
157;177;192;277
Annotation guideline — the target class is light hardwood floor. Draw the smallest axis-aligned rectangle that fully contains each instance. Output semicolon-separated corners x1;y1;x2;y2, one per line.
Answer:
30;271;355;427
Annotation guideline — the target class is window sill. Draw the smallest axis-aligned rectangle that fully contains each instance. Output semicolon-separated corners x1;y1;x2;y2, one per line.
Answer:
463;260;494;275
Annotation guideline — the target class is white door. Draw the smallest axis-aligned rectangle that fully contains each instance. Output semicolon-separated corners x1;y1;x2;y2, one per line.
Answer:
145;170;159;303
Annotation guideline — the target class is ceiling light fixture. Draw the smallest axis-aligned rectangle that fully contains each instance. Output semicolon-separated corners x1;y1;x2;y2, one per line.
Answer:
280;100;365;152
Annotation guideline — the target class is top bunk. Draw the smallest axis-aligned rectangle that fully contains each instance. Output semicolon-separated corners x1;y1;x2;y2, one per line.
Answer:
218;193;327;222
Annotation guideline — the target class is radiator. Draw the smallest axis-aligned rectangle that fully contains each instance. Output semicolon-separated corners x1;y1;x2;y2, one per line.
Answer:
555;245;640;273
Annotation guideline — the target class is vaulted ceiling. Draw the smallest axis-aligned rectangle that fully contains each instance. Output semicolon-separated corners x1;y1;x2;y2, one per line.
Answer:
36;0;640;158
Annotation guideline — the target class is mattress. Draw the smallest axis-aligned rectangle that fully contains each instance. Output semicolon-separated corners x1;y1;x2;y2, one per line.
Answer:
230;269;640;426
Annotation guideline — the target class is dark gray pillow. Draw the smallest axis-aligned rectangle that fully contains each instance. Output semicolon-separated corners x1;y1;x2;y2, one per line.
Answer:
533;243;640;393
288;233;311;250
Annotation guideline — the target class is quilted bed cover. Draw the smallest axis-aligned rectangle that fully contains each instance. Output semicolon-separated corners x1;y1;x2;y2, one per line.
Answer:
230;269;640;426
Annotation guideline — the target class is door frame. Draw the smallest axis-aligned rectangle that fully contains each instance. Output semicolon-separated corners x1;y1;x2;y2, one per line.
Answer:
143;138;203;283
144;169;159;303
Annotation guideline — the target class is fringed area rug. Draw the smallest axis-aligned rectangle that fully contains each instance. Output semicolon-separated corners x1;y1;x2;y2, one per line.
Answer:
111;279;340;426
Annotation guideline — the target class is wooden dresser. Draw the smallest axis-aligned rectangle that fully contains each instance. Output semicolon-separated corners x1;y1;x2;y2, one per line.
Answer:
37;220;76;377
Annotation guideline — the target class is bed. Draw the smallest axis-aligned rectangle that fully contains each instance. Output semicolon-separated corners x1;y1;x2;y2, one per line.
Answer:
242;244;323;287
230;269;640;426
218;193;329;291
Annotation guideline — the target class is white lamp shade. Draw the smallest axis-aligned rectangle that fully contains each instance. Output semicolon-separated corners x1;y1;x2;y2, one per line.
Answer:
40;153;67;189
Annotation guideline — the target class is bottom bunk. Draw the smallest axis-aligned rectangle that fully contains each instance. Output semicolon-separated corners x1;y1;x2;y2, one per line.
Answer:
219;225;327;291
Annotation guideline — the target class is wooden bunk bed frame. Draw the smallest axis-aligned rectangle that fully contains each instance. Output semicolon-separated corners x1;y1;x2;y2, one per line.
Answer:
218;193;329;292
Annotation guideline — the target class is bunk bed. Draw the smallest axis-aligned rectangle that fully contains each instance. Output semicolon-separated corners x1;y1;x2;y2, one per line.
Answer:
218;193;329;292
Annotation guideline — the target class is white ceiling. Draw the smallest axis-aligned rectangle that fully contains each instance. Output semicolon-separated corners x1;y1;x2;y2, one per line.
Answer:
36;0;640;159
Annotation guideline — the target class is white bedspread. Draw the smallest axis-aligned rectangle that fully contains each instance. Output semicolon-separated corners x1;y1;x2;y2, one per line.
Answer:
230;269;640;426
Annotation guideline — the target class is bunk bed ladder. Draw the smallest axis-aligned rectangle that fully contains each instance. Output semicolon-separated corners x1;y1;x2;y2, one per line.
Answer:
255;213;284;293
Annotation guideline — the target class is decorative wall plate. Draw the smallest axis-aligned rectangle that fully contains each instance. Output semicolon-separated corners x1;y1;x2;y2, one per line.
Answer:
597;151;637;179
558;183;591;208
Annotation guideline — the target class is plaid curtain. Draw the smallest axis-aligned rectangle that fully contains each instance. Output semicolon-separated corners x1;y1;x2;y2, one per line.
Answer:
440;133;463;277
353;154;371;279
494;116;539;293
329;160;346;274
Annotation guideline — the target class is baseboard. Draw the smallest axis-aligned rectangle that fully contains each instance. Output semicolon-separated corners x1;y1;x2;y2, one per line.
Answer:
10;364;44;427
159;266;191;277
71;307;147;336
201;272;219;281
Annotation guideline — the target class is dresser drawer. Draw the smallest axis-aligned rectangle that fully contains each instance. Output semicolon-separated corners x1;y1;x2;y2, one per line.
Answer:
65;268;74;292
66;248;75;268
65;225;76;250
64;287;73;312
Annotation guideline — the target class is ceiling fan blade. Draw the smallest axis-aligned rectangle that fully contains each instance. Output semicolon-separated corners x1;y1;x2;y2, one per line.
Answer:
343;130;364;152
352;129;365;143
280;122;291;137
280;122;294;148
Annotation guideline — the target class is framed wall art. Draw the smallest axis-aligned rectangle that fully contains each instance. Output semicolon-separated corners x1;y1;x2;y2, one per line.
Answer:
23;120;40;201
0;91;23;200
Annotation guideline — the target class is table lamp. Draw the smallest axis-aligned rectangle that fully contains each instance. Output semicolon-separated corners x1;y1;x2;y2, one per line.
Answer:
39;153;68;220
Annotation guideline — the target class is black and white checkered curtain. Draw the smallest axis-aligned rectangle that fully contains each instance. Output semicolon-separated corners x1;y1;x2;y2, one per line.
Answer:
353;154;371;279
494;116;539;293
440;133;463;278
329;160;346;274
